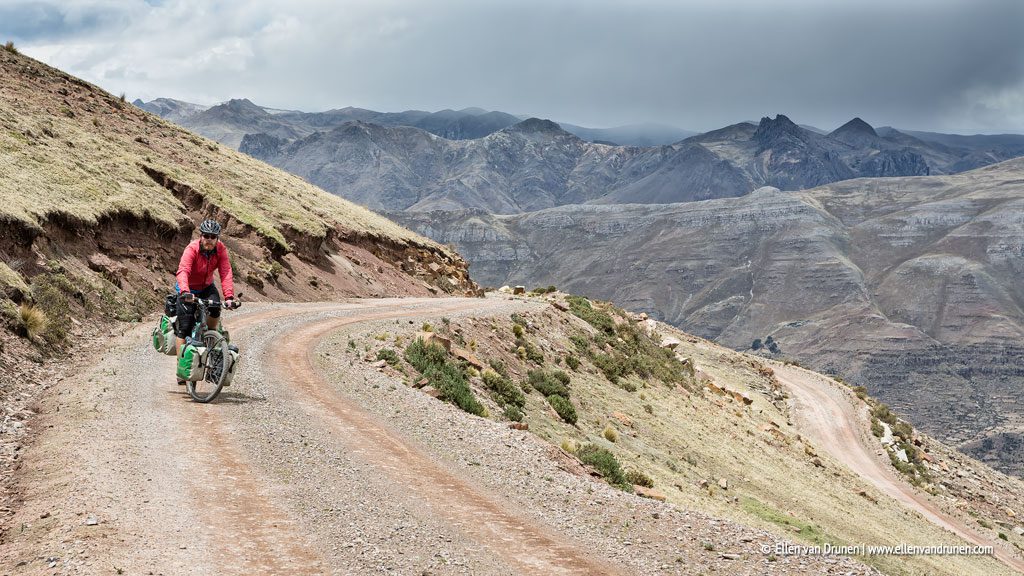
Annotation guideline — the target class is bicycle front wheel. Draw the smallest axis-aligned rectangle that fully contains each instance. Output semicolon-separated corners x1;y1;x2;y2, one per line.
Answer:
187;330;230;403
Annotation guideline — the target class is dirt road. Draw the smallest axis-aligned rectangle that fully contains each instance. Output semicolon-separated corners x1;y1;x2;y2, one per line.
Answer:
774;363;1024;574
1;297;875;575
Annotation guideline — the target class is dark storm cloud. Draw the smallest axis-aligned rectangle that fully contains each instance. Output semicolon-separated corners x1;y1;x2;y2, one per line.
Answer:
3;0;1022;132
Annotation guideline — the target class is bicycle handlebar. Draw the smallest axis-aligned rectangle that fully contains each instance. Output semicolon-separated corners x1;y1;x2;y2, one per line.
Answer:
181;295;242;310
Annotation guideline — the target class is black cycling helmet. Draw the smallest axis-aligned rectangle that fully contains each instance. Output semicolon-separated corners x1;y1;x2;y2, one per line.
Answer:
198;219;222;236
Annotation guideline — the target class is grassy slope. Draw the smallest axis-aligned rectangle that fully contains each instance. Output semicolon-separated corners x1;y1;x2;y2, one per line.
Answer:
0;47;446;255
367;295;1019;576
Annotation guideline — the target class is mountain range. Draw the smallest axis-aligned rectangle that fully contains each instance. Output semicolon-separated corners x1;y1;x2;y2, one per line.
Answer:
133;97;697;148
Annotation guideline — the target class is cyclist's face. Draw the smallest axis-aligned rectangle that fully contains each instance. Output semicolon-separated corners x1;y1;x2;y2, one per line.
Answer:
201;234;218;249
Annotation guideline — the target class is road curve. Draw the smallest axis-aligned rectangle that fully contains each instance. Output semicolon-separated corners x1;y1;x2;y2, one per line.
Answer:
773;363;1024;574
269;299;619;575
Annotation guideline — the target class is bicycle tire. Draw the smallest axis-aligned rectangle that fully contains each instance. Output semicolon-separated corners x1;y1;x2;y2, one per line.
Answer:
186;330;230;403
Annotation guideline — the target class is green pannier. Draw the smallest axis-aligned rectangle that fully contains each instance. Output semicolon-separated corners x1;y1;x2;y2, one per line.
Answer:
152;315;177;356
176;342;206;381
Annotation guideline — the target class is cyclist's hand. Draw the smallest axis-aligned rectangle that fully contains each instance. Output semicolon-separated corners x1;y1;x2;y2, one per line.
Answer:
224;298;235;309
182;292;195;303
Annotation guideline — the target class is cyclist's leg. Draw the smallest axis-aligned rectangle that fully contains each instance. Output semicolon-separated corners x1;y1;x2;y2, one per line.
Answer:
201;285;222;331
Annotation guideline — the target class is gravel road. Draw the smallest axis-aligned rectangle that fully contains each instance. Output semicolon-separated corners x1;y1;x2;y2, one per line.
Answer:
1;297;876;575
775;362;1024;574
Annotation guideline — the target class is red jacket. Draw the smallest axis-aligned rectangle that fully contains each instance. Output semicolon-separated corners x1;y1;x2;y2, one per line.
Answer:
175;239;234;298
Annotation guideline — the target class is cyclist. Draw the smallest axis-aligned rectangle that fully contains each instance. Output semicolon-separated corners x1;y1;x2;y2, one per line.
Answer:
174;219;236;383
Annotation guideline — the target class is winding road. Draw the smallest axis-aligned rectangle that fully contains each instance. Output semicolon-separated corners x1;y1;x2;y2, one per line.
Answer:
774;363;1024;574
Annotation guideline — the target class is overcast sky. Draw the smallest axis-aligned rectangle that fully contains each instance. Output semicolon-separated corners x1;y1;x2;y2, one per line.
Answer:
2;0;1023;133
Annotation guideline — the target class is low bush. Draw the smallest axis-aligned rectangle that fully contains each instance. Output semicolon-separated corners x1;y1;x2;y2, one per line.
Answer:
514;336;544;363
577;444;631;491
565;354;580;370
527;369;569;397
625;469;654;488
566;296;616;336
482;369;526;408
503;405;523;422
603;424;618;442
547;394;577;424
405;338;484;416
376;347;400;367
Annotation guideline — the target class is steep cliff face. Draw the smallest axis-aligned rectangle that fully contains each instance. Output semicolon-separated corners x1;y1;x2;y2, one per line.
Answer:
391;161;1024;475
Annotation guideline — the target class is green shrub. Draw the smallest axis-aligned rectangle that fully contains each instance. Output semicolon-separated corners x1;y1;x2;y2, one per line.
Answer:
577;444;631;491
569;333;590;354
565;354;580;370
853;385;868;400
566;296;616;335
268;261;283;279
870;419;884;438
893;421;913;442
31;274;73;347
871;403;897;426
547;394;577;424
405;338;484;416
514;336;544;363
488;358;510;378
482;369;526;408
511;313;527;326
376;348;400;367
625;469;654;488
528;369;569;397
4;41;17;54
512;323;524;338
503;405;524;422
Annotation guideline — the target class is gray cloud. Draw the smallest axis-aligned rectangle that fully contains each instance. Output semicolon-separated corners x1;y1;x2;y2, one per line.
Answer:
2;0;1022;133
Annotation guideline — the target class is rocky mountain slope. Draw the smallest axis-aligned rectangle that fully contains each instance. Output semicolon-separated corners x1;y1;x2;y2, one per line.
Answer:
390;159;1024;478
240;113;1022;213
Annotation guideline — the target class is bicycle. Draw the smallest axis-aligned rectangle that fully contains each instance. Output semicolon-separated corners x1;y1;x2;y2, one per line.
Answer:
177;295;242;403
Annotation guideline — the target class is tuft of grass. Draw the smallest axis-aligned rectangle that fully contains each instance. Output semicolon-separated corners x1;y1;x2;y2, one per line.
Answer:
603;425;619;442
560;438;578;453
18;304;48;340
577;444;631;491
3;41;17;54
405;338;484;416
512;323;524;338
421;322;433;332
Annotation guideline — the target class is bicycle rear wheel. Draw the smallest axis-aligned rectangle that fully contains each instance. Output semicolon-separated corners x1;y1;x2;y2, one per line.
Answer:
187;330;230;403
